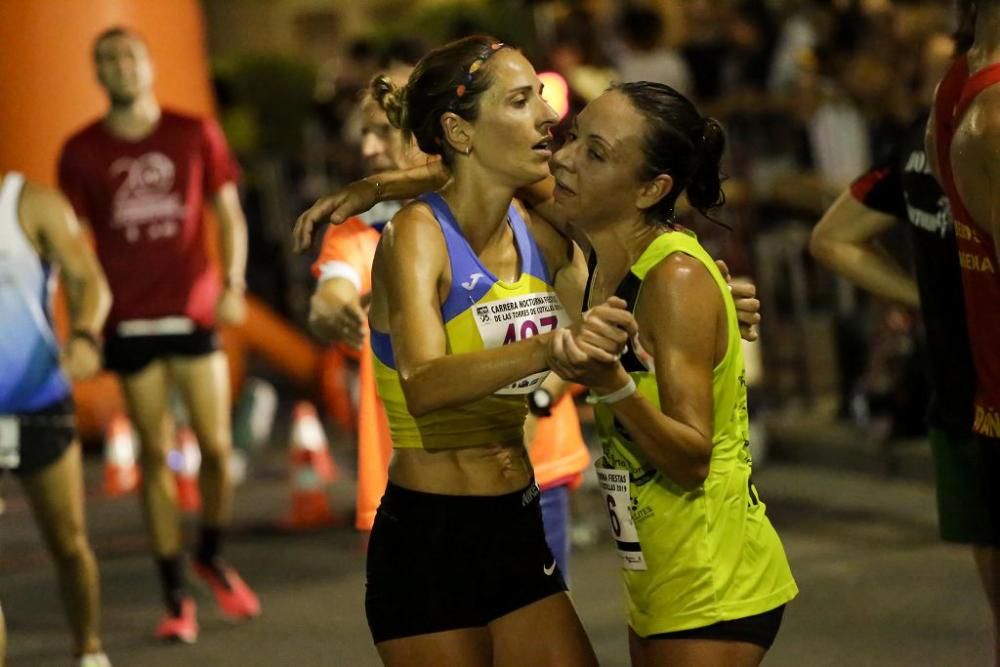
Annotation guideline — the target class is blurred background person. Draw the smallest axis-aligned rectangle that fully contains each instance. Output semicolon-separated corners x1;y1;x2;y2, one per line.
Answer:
928;0;1000;659
812;26;1000;660
306;62;420;533
613;4;692;95
545;8;618;110
57;27;258;642
0;171;112;667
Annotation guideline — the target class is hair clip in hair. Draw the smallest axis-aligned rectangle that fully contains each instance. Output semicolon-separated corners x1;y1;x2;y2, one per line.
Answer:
458;59;484;96
454;42;506;100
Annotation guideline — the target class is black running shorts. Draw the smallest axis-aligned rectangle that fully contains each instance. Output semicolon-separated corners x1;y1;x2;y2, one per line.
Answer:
104;328;219;376
1;397;76;477
365;481;568;644
644;605;786;649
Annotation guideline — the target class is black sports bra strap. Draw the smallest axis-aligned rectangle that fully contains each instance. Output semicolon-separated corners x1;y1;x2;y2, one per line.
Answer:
614;273;647;373
582;251;598;310
583;252;646;373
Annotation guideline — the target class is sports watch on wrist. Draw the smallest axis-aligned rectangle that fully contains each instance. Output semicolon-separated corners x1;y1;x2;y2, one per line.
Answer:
528;387;553;417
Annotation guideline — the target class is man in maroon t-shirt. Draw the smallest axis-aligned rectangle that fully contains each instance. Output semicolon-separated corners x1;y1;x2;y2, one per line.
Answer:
58;27;259;643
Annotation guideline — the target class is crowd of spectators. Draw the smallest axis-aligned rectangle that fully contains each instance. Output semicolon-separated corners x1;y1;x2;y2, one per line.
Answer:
224;0;958;439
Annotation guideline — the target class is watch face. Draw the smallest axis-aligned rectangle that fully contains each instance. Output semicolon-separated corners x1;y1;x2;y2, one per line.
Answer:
532;389;552;409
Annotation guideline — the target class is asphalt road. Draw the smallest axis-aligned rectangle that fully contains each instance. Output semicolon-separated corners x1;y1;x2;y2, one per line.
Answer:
0;443;992;666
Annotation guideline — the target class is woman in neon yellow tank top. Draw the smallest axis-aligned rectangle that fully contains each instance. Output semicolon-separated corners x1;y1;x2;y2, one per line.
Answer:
546;83;798;666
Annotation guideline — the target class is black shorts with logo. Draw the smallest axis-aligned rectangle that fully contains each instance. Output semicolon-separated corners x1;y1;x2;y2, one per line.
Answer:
0;397;76;477
365;480;568;644
104;328;219;377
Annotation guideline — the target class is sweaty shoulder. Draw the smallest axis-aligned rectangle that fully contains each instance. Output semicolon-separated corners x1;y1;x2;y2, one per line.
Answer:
969;87;1000;137
375;200;450;307
643;252;720;309
650;251;711;277
379;200;446;260
956;88;1000;176
513;198;573;276
636;251;727;363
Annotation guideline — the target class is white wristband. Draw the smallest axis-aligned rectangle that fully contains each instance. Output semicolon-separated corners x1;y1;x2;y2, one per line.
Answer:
590;376;637;405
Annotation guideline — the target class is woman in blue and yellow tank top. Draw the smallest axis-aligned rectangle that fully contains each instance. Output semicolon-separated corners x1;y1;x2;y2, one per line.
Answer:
547;83;798;666
355;36;635;667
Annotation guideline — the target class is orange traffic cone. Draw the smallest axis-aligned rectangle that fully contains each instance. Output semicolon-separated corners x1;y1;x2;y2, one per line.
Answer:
103;414;139;497
282;402;337;529
172;426;202;514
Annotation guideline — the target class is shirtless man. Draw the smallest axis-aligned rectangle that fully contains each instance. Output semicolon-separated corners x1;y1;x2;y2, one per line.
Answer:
928;1;1000;660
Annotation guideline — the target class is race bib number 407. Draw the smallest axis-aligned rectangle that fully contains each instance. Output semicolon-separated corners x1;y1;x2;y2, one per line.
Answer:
473;293;569;395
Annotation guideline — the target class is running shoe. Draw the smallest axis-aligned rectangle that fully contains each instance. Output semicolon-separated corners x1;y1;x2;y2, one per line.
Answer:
154;597;198;644
192;560;261;620
76;652;112;667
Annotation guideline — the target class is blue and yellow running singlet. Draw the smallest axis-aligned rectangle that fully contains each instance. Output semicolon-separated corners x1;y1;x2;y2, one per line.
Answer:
371;193;569;450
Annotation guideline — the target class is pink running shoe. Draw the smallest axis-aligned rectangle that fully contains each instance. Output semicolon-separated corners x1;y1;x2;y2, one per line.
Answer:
154;598;198;644
192;561;261;620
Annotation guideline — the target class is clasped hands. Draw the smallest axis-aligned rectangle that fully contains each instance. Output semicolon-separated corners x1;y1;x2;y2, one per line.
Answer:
545;297;636;395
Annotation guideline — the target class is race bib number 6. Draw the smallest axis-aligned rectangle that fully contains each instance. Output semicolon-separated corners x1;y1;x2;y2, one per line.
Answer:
474;293;569;395
596;464;647;571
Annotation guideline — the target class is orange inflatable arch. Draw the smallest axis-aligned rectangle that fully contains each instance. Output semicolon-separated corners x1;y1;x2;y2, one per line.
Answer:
0;0;321;440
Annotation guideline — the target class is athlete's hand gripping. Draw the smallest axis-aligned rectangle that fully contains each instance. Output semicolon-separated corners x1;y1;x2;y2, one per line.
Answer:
547;297;636;381
573;297;638;358
715;260;761;342
548;329;630;392
293;178;380;254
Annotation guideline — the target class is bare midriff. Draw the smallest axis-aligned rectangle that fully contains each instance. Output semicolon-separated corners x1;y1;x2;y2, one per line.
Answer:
388;440;534;496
